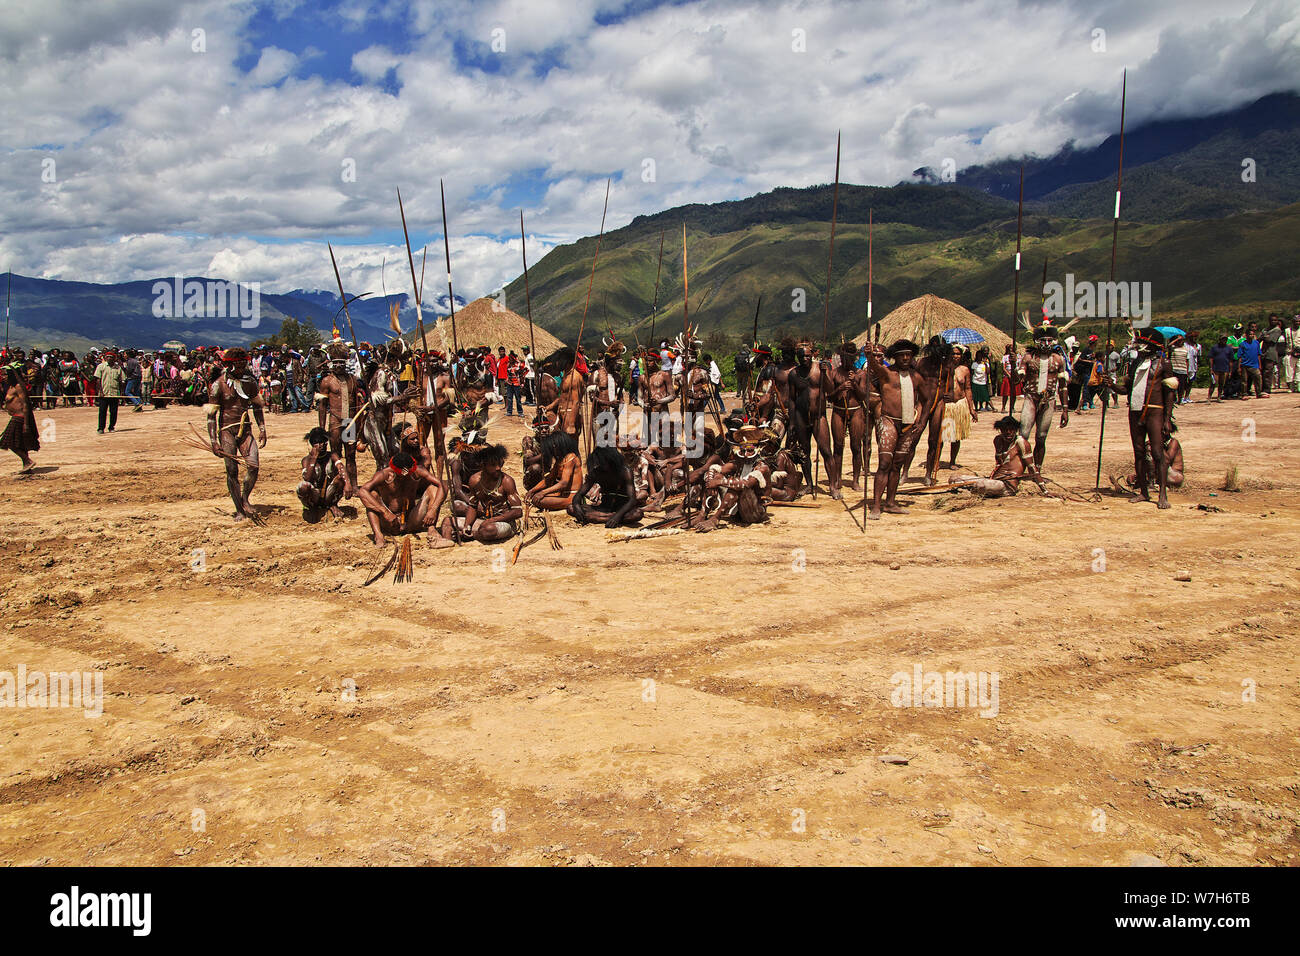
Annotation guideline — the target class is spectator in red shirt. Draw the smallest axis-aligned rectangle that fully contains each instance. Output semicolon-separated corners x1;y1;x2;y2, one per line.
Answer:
504;351;524;416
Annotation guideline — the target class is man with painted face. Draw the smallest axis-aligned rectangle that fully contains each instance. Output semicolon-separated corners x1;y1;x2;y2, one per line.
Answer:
451;443;523;543
205;346;267;522
1121;330;1178;510
865;339;924;519
357;449;452;547
1015;323;1070;471
694;426;773;533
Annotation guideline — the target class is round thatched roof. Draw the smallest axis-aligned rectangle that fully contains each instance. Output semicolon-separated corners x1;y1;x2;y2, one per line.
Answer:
852;294;1012;354
406;297;566;359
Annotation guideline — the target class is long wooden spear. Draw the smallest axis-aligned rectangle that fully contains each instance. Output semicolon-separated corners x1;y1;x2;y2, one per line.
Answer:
419;246;427;306
1039;256;1049;323
574;178;612;364
574;178;612;466
439;179;459;360
327;242;359;351
868;208;878;335
862;208;873;532
396;189;430;356
1095;68;1128;490
1011;162;1025;348
519;210;537;367
649;228;665;345
682;221;692;528
824;130;842;343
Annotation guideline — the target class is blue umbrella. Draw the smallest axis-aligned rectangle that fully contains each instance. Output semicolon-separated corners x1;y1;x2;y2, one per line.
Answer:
1155;326;1185;339
941;327;985;345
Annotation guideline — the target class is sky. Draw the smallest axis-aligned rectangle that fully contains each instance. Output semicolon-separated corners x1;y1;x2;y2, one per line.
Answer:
1;0;1297;305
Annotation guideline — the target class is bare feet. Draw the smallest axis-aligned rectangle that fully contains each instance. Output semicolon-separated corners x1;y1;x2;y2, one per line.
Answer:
883;503;907;515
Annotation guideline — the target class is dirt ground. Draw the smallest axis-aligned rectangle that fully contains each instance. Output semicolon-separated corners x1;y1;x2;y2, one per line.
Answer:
1;390;1297;867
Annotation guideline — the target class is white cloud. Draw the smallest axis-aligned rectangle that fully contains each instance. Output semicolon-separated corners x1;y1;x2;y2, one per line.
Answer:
0;0;1295;301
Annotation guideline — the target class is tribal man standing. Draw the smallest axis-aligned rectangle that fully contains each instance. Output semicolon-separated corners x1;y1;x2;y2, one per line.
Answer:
827;341;870;497
866;340;924;519
205;347;267;522
1016;323;1070;472
2;363;39;472
318;343;364;497
1121;330;1178;510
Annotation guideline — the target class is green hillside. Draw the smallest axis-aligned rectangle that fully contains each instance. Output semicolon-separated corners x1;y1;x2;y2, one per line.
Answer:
505;192;1300;352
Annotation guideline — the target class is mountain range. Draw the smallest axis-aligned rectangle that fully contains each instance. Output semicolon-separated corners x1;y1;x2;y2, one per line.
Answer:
6;91;1298;353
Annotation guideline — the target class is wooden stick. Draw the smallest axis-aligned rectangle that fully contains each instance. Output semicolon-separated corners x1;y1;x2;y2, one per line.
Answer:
823;130;841;342
1095;69;1128;490
574;178;612;363
440;179;460;358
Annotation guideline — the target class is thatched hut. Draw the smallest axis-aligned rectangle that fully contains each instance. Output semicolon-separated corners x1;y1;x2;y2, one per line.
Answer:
404;297;566;359
852;294;1012;354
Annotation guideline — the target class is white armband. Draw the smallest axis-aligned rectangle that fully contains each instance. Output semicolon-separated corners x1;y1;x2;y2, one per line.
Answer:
203;403;218;418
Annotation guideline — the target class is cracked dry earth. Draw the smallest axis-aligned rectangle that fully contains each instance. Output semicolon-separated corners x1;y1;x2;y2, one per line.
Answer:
1;392;1298;866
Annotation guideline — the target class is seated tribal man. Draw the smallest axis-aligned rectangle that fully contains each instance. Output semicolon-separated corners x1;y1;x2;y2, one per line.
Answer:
694;426;773;533
866;339;925;519
760;422;804;502
444;430;489;525
206;346;267;522
441;444;523;543
632;440;680;511
297;426;345;520
357;450;452;548
1125;422;1183;491
520;406;558;486
1121;329;1178;510
526;431;583;511
568;445;645;528
953;414;1046;498
391;420;434;471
